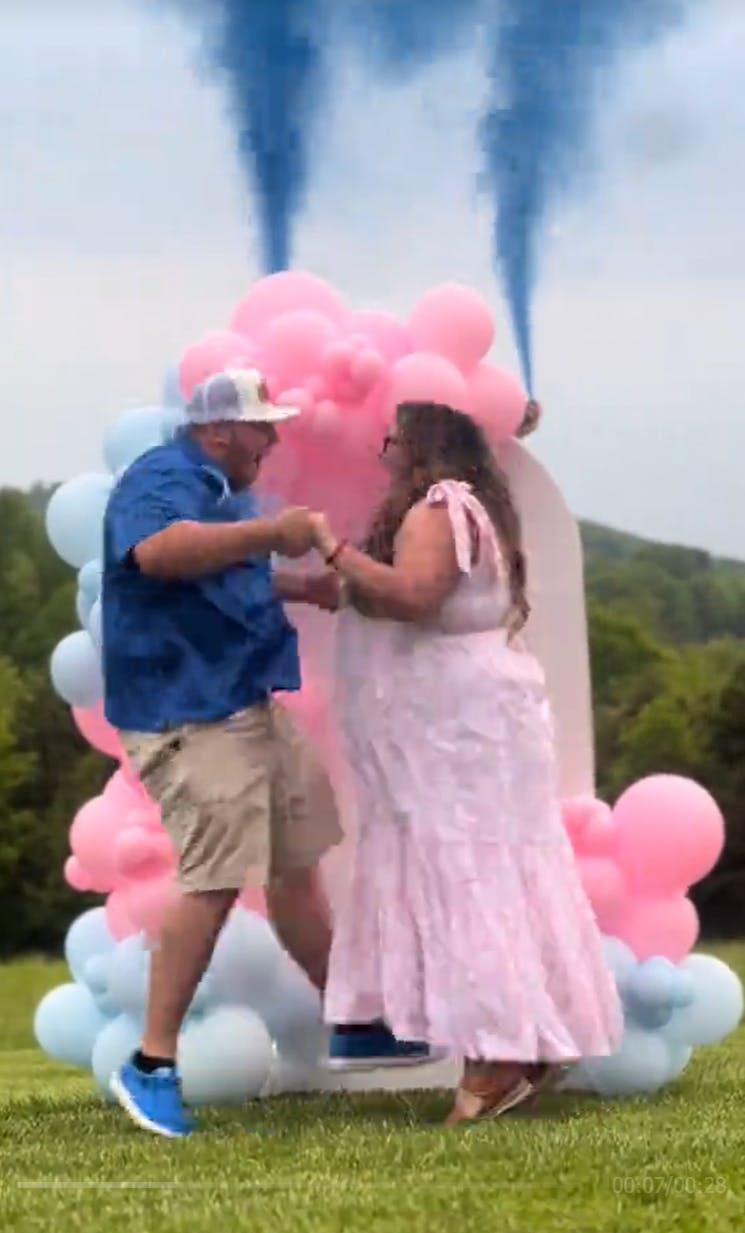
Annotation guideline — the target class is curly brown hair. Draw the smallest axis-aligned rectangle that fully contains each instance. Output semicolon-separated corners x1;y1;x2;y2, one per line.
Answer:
365;401;530;630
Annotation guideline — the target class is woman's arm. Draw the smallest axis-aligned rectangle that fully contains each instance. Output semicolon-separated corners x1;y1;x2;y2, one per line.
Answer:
312;503;461;623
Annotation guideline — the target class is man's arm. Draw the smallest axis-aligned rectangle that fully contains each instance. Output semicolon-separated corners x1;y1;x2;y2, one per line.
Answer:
137;518;286;580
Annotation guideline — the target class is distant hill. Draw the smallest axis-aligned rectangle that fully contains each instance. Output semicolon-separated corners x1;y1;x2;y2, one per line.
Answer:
581;521;745;578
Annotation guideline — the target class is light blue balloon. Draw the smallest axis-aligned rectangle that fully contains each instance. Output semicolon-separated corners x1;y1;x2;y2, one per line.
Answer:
107;934;149;1017
83;954;111;996
161;364;184;409
34;983;111;1069
91;1014;142;1097
671;970;696;1009
78;559;103;601
602;936;637;996
103;407;169;474
580;1027;672;1097
629;957;678;1008
666;1043;693;1082
65;908;116;983
45;473;113;569
664;955;744;1047
87;599;102;651
257;958;325;1066
50;631;103;708
179;1007;273;1105
207;910;282;1007
76;588;95;630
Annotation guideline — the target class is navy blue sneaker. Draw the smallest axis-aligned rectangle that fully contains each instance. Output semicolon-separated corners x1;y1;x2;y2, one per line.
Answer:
110;1061;193;1138
327;1024;447;1071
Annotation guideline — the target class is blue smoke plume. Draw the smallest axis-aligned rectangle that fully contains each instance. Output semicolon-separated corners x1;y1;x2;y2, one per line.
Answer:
482;0;687;392
175;0;686;390
180;0;325;272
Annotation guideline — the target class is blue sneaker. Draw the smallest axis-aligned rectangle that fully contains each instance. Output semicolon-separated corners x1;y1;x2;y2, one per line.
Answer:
110;1061;193;1138
327;1024;447;1071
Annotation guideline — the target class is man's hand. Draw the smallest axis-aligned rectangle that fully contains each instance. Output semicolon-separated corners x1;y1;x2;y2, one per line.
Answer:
270;507;315;559
303;570;342;612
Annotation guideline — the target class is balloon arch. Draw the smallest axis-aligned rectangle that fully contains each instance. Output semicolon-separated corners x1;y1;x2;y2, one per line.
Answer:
35;272;742;1104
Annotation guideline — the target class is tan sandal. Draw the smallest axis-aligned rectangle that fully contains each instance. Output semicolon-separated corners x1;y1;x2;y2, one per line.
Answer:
444;1072;535;1127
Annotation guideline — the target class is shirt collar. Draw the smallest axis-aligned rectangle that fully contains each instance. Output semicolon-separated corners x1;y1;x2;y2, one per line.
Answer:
175;430;232;502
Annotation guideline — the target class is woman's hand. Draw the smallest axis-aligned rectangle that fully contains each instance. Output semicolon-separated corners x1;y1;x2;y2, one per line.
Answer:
517;399;542;438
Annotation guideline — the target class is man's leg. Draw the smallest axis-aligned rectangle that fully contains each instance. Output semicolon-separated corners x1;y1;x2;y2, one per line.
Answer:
265;866;331;993
141;888;235;1060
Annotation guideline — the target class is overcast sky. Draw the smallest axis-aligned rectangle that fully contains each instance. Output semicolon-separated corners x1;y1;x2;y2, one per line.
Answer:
2;0;744;555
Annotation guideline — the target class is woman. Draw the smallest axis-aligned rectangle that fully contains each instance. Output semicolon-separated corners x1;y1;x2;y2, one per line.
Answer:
310;401;622;1125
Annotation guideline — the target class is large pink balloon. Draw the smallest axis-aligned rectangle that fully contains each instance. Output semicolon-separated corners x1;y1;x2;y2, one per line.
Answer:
614;895;699;962
178;331;256;401
231;272;348;339
122;873;179;938
614;775;725;896
348;310;411;363
388;352;468;414
409;284;494;374
577;857;627;932
464;363;526;440
64;855;92;893
114;827;173;878
69;795;129;893
259;311;339;393
562;796;615;858
105;889;137;941
72;702;123;761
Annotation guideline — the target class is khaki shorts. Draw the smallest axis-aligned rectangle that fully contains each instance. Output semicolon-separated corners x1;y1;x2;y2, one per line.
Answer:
121;699;342;894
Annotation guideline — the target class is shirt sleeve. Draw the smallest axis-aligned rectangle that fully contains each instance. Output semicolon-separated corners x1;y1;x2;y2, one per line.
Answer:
106;465;204;565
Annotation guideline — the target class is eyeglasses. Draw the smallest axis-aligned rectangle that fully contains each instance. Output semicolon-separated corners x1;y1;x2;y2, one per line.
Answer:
381;433;399;452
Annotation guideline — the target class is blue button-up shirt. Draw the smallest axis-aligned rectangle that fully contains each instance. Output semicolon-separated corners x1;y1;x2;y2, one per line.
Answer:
102;433;300;733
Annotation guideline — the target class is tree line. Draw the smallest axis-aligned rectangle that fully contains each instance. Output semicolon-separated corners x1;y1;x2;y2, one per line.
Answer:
0;488;743;956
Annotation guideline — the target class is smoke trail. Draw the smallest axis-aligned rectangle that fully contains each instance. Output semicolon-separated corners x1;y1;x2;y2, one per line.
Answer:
177;0;326;272
482;0;688;393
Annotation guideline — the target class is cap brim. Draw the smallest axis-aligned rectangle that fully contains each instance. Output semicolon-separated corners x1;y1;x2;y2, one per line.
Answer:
240;403;301;424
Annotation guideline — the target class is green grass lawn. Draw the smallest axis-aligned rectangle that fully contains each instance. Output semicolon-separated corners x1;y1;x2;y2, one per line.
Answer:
1;948;745;1233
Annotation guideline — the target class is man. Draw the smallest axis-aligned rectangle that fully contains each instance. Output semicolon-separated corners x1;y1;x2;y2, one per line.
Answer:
103;369;343;1137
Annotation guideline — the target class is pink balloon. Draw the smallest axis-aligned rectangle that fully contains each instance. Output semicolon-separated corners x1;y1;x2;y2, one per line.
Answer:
114;827;173;878
64;855;92;893
72;702;123;761
178;331;256;401
409;283;495;374
259;311;339;392
105;889;137;941
577;857;627;932
614;895;699;963
614;775;725;896
103;767;144;814
122;873;179;938
69;794;129;892
349;348;385;396
313;400;342;433
562;796;615;858
231;272;348;338
464;363;526;440
348;310;411;363
276;386;314;416
388;352;468;413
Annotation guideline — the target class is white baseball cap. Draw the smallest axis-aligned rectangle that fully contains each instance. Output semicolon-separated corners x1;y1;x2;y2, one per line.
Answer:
185;369;300;426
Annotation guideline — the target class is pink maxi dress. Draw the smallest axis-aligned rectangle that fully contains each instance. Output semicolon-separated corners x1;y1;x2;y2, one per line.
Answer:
324;480;622;1062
